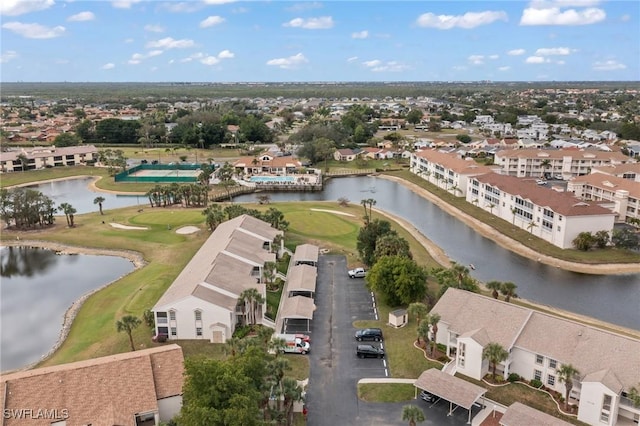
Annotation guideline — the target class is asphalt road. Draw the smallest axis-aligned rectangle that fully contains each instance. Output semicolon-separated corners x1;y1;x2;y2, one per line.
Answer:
305;255;480;426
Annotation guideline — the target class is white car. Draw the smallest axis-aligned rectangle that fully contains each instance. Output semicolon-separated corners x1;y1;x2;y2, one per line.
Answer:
348;267;367;278
554;175;563;180
536;179;547;185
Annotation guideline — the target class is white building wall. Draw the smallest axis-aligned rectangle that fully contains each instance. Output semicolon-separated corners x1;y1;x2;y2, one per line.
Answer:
456;337;485;380
158;396;183;423
561;214;615;249
156;296;235;341
578;382;618;426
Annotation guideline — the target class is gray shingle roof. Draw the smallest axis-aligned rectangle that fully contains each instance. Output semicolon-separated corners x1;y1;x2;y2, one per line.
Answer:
414;368;486;410
500;402;573;426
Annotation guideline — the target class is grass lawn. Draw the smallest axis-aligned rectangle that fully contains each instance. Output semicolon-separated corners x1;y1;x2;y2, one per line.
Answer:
358;383;416;402
0;166;109;188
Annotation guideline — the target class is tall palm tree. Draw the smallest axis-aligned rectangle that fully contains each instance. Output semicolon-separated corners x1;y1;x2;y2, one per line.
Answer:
240;287;264;325
427;313;441;356
58;202;77;227
401;405;425;426
115;315;142;351
482;342;509;379
417;319;430;347
500;282;517;302
282;377;304;426
486;281;502;299
360;198;376;225
224;336;242;357
557;364;580;411
407;302;429;325
93;196;105;215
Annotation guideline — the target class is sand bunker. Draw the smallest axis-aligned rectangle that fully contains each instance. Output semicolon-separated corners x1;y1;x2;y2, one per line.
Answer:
176;226;200;235
109;223;148;230
309;208;355;217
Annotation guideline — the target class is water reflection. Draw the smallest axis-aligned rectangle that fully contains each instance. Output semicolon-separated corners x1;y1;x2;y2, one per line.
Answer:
0;246;135;372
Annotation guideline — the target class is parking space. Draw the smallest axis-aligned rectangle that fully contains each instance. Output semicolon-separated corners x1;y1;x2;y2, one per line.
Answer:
283;318;312;334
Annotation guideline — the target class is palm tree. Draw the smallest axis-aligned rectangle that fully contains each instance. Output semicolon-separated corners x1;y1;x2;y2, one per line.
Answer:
486;202;496;214
360;198;376;225
262;261;277;288
240;287;264;325
540;159;551;177
486;280;502;299
417;319;430;347
482;342;509;380
557;364;580;411
93;196;105;215
58;202;77;227
256;326;274;349
224;336;242;357
115;315;142;351
500;282;517;302
427;313;441;356
407;302;429;325
281;377;304;425
269;337;287;357
526;221;537;234
401;405;425;426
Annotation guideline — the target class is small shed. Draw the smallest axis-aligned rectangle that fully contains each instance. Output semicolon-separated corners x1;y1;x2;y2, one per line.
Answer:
389;309;408;328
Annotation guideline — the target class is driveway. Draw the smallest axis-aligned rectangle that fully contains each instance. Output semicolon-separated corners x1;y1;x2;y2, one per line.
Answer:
305;255;477;425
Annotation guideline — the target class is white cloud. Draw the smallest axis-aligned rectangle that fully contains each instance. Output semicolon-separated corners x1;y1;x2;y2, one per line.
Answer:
200;15;225;28
112;0;143;9
162;2;201;13
0;0;54;16
146;37;195;49
102;63;115;70
508;48;526;56
148;50;163;57
498;66;511;71
68;11;95;22
286;2;323;12
363;59;382;67
283;16;334;30
203;0;236;4
520;7;605;25
217;49;234;59
128;50;163;64
352;30;369;39
592;60;626;71
468;55;484;65
144;24;165;33
347;56;359;62
556;60;566;65
452;65;467;71
0;50;18;63
2;22;65;39
200;56;220;66
266;52;309;69
525;55;550;63
489;54;499;60
363;59;409;72
416;10;507;29
535;47;573;55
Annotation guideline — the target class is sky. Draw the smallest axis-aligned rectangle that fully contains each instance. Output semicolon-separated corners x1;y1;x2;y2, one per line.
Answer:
0;0;638;82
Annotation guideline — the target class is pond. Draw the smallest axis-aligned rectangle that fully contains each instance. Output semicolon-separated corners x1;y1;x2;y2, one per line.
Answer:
23;176;640;330
0;246;136;372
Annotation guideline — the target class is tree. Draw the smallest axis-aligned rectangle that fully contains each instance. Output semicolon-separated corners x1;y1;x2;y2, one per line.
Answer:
315;137;336;171
54;132;82;147
593;230;610;249
406;109;424;125
357;219;395;266
202;204;225;231
16;153;28;172
401;405;425;426
456;134;472;144
417;318;430;347
366;256;428;306
482;342;509;380
557;364;580;411
408;302;429;344
628;385;640;408
262;261;277;289
281;377;304;426
264;207;288;231
373;234;412;262
611;228;639;250
115;315;142;351
240;287;264;325
93;196;105;215
360;198;376;225
500;282;517;303
58;202;77;227
217;161;236;201
426;313;441;356
573;232;595;251
486;280;502;299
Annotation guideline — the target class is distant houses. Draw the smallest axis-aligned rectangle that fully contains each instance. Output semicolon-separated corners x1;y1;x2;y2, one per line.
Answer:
0;145;98;172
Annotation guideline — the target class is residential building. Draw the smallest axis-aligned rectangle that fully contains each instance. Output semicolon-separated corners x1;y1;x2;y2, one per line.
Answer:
232;152;303;176
152;215;282;342
495;149;633;179
0;344;185;426
333;148;358;162
591;164;640;183
567;174;640;223
0;145;98;172
467;172;615;248
431;288;640;426
410;149;498;197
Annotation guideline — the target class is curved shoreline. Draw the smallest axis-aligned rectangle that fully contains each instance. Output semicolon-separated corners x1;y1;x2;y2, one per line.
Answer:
379;174;640;275
1;240;146;373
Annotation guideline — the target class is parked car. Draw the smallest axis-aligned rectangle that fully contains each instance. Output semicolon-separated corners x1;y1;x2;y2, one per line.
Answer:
419;390;437;403
356;344;385;358
348;267;367;278
355;328;383;342
554;174;563;180
536;179;547;185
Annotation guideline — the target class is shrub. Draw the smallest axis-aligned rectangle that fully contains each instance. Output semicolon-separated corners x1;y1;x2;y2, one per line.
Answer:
530;379;543;388
233;325;251;339
436;343;447;353
155;334;167;343
508;373;520;383
143;309;155;328
338;197;350;207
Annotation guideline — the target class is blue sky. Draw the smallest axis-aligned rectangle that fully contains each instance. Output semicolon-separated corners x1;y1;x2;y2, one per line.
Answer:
1;0;638;82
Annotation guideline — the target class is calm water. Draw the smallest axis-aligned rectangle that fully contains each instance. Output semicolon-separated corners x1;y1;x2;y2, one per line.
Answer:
0;246;135;372
24;176;640;330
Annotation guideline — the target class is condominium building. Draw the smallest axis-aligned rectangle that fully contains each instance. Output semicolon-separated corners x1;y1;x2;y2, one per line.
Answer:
567;174;640;223
0;145;98;172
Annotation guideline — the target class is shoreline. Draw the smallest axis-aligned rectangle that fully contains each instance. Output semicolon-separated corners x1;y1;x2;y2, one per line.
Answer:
380;174;640;275
0;240;146;373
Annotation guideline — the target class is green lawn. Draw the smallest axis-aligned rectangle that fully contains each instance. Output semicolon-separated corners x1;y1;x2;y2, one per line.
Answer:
358;383;416;402
0;166;109;188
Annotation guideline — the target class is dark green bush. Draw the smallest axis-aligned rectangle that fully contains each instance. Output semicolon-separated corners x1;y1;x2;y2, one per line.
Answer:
233;325;251;339
530;379;543;388
508;373;520;383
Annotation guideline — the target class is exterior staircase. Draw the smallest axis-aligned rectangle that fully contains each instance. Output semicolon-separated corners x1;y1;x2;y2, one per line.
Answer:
443;357;457;375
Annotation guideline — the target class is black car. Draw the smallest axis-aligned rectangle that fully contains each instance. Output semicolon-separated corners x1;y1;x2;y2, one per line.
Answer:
356;344;385;358
419;390;437;403
355;328;383;342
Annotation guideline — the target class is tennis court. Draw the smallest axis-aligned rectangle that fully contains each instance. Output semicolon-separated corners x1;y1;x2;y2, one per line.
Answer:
130;169;202;178
115;164;203;183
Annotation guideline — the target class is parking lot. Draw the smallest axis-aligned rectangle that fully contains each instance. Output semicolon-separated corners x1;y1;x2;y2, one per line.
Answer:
305;255;481;425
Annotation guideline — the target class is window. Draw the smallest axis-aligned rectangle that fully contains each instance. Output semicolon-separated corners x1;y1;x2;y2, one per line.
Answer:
156;312;167;324
458;342;466;368
196;327;203;337
535;354;544;365
169;310;176;321
534;369;542;381
548;359;557;369
600;394;612;423
547;374;555;386
194;310;202;321
171;327;177;336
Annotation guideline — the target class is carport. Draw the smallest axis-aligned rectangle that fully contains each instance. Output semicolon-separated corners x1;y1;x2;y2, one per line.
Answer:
293;244;319;267
500;402;573;426
286;264;317;298
414;368;487;424
280;295;316;333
